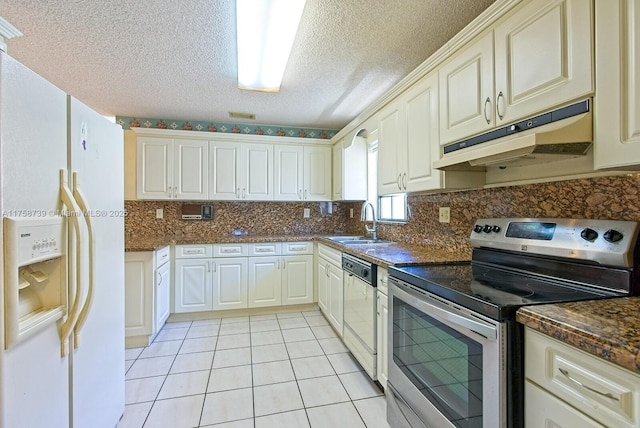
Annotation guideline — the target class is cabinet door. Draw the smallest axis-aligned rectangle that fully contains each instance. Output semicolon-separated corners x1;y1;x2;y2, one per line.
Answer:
439;32;494;145
174;259;212;313
317;258;329;314
124;252;153;336
274;145;304;200
376;290;389;389
137;137;173;199
595;0;640;170
248;256;281;308
242;143;273;200
378;100;403;195
209;142;241;200
174;139;209;200
332;141;343;200
155;261;171;331
212;258;248;310
525;381;605;428
303;146;332;201
494;0;593;126
327;264;344;337
282;255;313;305
404;72;442;192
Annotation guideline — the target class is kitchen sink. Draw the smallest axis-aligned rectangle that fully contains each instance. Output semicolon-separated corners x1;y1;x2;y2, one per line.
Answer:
325;236;394;245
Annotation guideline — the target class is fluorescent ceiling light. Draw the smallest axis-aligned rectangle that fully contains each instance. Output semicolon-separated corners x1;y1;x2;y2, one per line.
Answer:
236;0;306;92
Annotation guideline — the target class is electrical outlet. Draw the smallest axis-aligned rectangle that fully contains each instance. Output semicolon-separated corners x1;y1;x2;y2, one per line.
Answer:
439;207;450;223
303;208;310;218
156;209;163;219
350;208;354;218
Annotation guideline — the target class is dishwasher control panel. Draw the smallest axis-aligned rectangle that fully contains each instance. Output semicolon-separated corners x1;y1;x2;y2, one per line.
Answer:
342;253;377;285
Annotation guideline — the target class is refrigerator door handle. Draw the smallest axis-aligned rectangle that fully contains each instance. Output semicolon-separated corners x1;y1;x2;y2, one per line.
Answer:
71;172;95;349
59;169;85;357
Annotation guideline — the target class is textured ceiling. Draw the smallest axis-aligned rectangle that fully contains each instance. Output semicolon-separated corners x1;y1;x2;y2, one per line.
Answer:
0;0;494;129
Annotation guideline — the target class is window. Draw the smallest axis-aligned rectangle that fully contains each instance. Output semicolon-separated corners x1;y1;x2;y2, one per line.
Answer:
379;194;407;222
367;140;407;222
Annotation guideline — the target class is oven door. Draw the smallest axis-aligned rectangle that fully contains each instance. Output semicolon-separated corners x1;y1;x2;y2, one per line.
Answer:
387;277;506;428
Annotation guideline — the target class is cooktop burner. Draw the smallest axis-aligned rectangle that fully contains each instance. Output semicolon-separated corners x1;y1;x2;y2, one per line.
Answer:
389;262;616;321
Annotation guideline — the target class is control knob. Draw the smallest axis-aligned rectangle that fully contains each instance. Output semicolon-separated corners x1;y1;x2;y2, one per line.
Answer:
361;269;369;278
580;228;598;242
603;229;624;243
473;225;483;233
492;225;501;233
482;225;493;233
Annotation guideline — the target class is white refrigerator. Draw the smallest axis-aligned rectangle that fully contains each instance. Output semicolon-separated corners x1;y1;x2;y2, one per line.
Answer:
0;50;125;427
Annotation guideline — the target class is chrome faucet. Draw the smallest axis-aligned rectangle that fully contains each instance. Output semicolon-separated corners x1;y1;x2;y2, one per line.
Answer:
361;202;377;241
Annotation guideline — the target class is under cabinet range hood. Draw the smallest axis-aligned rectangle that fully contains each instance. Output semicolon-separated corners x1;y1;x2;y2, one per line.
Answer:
434;100;593;170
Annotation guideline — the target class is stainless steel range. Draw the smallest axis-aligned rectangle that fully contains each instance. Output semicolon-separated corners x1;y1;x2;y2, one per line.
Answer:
387;218;640;428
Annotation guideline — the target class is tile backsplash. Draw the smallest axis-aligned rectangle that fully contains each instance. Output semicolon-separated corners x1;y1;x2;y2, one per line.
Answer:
125;173;640;257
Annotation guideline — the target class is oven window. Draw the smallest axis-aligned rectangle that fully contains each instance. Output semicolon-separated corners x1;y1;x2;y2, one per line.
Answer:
393;298;484;427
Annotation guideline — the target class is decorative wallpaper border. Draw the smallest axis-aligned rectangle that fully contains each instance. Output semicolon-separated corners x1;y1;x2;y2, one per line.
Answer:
115;116;338;140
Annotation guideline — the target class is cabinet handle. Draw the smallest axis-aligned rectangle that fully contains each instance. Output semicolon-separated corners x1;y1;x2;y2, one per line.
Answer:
157;271;163;286
242;188;246;199
298;189;303;199
397;174;402;190
558;368;620;401
304;189;308;200
325;263;330;277
207;261;211;272
483;97;491;124
212;261;216;272
290;246;304;252
236;187;241;199
402;173;407;190
282;259;286;269
174;186;178;198
276;259;280;269
496;91;505;121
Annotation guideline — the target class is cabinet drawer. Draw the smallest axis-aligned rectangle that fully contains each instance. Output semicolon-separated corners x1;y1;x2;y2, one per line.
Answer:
525;328;640;428
525;380;605;427
175;244;213;259
317;243;342;266
282;241;313;255
214;243;248;257
249;243;281;256
155;245;170;266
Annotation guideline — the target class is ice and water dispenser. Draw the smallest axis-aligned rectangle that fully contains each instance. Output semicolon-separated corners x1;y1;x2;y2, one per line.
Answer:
3;217;66;349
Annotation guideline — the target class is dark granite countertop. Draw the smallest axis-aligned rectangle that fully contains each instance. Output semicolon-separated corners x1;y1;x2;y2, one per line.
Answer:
516;297;640;375
125;235;470;268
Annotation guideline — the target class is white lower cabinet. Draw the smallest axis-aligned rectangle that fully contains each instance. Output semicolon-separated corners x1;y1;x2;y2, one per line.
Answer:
316;243;344;337
376;267;389;389
281;254;313;305
174;258;213;313
212;257;248;310
174;242;312;314
525;328;640;428
124;246;171;347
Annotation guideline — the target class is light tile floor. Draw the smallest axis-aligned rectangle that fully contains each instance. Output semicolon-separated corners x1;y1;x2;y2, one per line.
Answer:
119;310;390;428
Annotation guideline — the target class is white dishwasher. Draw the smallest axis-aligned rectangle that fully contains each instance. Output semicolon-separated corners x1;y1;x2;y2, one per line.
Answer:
342;253;377;379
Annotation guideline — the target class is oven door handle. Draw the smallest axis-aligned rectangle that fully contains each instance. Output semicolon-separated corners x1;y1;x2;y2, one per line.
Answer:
393;280;497;340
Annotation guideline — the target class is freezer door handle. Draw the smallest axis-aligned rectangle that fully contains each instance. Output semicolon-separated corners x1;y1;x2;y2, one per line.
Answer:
59;169;85;357
71;172;96;349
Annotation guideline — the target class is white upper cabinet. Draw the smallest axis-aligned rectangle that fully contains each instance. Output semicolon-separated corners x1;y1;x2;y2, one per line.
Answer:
378;99;403;195
174;139;209;199
439;0;593;147
493;0;593;124
403;72;441;192
137;137;208;200
378;72;450;194
137;137;172;199
333;131;368;201
594;0;640;170
439;32;495;146
209;141;273;200
275;145;331;201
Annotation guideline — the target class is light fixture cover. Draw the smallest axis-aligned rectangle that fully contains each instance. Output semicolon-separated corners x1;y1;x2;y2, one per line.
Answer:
236;0;307;92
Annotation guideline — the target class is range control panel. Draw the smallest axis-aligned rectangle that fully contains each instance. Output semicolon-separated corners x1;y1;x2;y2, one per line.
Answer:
470;218;639;268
